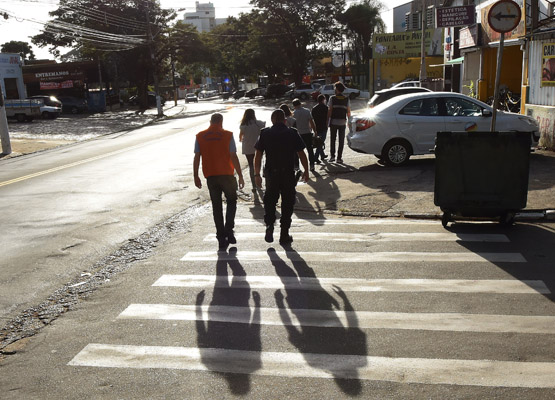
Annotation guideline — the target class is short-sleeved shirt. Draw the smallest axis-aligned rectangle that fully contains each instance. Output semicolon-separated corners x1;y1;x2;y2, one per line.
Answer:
255;122;305;172
194;126;237;178
292;107;313;134
311;102;328;133
239;119;265;155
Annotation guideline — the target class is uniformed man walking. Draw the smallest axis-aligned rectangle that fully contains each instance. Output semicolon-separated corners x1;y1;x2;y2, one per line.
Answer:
254;109;309;245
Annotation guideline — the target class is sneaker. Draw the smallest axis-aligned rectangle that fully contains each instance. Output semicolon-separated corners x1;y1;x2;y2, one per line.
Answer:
329;156;335;162
337;158;343;163
314;159;321;165
218;236;228;250
265;225;274;243
279;234;293;245
227;230;237;244
322;154;328;159
310;164;315;172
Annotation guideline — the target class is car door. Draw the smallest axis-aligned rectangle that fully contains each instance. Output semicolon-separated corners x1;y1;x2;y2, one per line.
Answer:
442;96;490;132
395;97;445;154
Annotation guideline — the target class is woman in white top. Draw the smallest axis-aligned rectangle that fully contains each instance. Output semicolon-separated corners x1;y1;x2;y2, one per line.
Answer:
239;109;266;191
280;103;296;128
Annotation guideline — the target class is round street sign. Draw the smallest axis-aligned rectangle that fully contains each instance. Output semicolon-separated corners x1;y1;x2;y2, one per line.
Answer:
487;0;522;33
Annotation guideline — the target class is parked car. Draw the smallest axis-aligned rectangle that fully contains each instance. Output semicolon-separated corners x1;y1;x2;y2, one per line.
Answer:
265;83;291;98
317;84;360;100
347;92;540;167
185;93;198;103
197;90;218;99
58;96;88;114
287;83;321;100
368;87;432;108
391;80;421;88
232;90;246;99
245;87;266;98
28;95;63;119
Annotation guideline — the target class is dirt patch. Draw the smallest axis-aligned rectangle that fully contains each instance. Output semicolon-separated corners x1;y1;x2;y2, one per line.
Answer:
3;138;75;159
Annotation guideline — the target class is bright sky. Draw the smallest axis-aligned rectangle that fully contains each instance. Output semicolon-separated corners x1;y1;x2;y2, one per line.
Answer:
0;0;406;60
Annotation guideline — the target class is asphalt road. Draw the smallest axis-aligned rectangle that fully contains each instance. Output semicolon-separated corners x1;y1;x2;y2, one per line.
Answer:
0;101;273;322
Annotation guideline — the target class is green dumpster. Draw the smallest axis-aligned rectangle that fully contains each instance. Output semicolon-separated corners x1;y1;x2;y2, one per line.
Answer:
434;131;531;227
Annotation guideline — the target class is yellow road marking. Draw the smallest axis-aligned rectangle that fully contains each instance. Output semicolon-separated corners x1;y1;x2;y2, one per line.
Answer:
0;142;148;188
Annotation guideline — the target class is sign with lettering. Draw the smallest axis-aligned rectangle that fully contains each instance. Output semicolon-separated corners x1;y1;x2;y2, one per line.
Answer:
459;24;481;49
373;29;444;59
436;5;476;28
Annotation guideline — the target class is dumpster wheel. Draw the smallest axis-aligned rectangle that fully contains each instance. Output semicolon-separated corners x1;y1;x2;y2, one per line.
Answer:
441;212;451;228
500;212;516;226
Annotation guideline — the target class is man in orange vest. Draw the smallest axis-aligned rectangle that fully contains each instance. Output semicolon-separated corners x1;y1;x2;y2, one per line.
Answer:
194;113;245;250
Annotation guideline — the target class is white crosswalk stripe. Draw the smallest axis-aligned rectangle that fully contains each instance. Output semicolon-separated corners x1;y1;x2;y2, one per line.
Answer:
69;217;554;391
182;250;526;263
153;275;550;294
118;304;555;334
204;232;511;242
69;343;555;388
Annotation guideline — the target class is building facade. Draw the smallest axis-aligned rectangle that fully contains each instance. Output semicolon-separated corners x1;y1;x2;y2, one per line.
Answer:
183;2;226;33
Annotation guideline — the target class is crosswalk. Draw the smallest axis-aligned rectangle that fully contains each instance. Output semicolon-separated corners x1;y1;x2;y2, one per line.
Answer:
68;217;555;391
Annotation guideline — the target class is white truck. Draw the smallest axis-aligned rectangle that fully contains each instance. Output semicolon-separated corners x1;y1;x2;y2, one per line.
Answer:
4;99;42;122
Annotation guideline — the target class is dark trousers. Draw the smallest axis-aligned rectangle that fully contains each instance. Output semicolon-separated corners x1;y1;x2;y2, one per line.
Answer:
207;175;238;239
314;129;327;161
263;169;296;231
300;133;315;166
330;124;346;159
245;153;255;189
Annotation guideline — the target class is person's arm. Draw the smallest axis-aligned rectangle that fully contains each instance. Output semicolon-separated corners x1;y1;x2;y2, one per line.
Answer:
193;152;202;189
309;117;317;136
239;128;244;142
230;152;245;189
254;149;263;188
297;149;309;182
327;97;333;126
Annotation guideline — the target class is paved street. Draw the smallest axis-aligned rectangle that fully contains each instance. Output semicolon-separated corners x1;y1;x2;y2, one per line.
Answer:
1;99;555;398
1;205;555;398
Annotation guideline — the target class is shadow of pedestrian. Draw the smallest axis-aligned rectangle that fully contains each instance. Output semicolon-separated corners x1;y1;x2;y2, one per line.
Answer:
267;248;367;395
195;247;261;395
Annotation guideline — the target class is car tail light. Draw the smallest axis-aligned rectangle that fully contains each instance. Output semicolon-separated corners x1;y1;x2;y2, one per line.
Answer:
356;118;375;131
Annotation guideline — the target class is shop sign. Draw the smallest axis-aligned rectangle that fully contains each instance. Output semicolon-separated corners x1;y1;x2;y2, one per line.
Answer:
541;43;555;87
459;24;480;49
40;80;74;90
436;5;476;28
373;29;444;59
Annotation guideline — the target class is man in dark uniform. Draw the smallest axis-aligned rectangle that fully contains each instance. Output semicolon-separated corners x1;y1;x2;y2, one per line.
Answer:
254;109;309;245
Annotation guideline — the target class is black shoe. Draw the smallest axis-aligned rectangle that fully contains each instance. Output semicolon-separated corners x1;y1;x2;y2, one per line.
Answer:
322;154;328;159
227;230;236;244
314;159;321;165
218;236;229;250
265;225;274;243
279;234;293;245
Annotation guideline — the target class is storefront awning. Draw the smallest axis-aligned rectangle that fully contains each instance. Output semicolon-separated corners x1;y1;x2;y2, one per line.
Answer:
430;56;464;67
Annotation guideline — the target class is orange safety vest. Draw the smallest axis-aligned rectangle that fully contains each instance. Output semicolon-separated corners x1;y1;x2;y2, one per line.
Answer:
196;126;235;178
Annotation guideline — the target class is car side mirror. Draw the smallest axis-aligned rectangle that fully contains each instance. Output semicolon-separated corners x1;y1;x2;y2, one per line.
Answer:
482;109;492;117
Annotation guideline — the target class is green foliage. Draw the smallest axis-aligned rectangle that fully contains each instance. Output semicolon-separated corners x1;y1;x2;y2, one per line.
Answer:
1;41;36;60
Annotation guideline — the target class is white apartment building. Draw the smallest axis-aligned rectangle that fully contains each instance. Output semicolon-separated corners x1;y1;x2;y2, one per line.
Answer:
183;1;226;33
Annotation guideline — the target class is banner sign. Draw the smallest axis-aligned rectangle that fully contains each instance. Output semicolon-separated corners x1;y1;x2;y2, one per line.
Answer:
541;43;555;87
436;5;476;28
40;80;74;90
459;24;481;49
373;29;444;59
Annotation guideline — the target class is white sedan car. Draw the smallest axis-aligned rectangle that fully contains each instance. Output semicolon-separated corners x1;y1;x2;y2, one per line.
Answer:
347;92;540;166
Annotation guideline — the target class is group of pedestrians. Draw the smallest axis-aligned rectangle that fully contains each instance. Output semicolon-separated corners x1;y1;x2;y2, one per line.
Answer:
193;81;351;250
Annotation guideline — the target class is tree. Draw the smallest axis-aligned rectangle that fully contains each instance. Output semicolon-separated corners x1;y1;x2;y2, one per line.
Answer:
251;0;346;84
1;41;35;60
338;0;385;87
32;0;174;108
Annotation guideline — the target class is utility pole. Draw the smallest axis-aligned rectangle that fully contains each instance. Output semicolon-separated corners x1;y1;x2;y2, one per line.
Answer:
145;2;163;117
419;0;427;87
0;94;11;155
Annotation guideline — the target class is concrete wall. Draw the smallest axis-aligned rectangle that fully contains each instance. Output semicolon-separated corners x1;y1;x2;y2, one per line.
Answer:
526;104;555;149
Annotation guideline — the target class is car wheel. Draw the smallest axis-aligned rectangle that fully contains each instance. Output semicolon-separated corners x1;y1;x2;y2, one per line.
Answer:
42;111;50;119
71;106;79;114
349;92;357;99
16;114;26;122
382;139;411;166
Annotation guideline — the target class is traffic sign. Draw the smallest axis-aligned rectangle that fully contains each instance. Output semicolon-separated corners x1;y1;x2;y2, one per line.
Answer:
487;0;522;33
